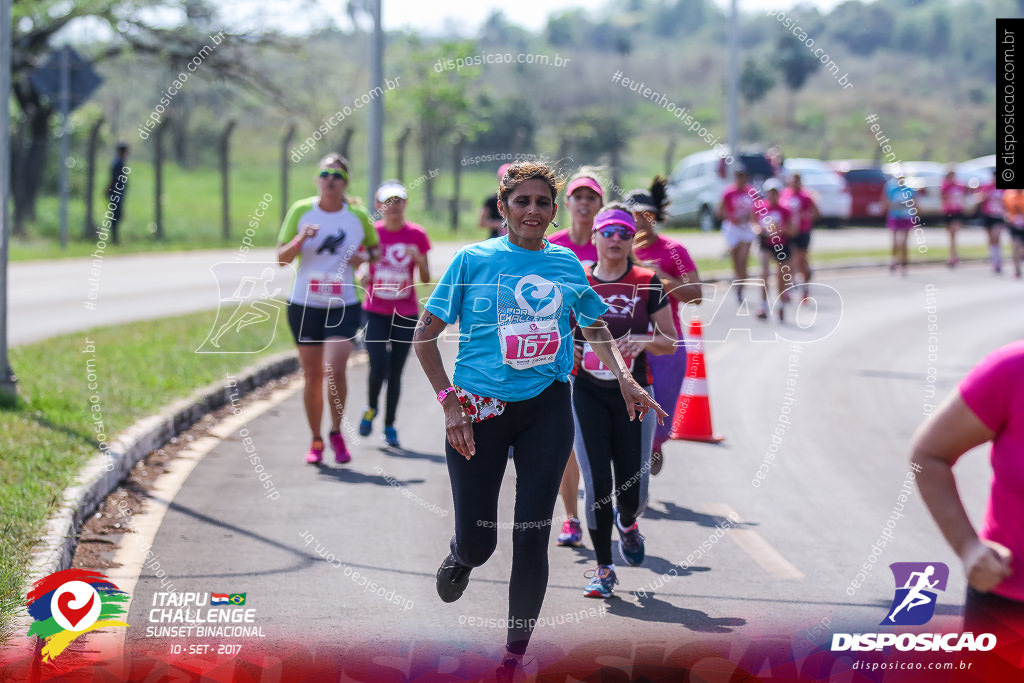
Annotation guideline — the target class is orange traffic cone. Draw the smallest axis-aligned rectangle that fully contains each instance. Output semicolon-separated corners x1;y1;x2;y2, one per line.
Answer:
669;318;724;443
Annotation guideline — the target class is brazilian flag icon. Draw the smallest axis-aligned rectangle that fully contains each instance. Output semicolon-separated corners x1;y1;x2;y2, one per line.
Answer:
228;593;246;605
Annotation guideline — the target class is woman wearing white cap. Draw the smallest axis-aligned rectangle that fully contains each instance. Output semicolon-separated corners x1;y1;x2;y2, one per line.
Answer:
358;180;431;448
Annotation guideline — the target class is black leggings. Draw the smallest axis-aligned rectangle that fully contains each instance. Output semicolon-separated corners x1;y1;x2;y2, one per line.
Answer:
571;378;655;567
445;380;574;655
364;311;417;426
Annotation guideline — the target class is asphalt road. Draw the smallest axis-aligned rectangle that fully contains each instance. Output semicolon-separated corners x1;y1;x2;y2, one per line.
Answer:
105;261;1020;675
8;227;989;345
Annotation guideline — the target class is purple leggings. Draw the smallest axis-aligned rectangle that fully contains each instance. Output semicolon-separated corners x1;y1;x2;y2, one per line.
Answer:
647;344;687;449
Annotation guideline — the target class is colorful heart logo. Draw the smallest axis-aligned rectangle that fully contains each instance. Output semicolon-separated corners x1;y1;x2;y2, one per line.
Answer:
56;590;95;630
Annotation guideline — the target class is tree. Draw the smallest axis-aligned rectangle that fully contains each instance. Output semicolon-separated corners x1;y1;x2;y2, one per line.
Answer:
9;0;290;236
399;39;482;211
740;57;775;104
825;1;894;56
774;29;819;92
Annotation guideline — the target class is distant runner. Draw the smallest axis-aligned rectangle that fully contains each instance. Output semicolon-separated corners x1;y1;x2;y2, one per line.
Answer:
716;168;757;302
277;153;379;465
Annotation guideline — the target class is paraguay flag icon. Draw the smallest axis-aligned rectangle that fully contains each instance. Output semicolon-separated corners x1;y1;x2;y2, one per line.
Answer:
882;562;949;626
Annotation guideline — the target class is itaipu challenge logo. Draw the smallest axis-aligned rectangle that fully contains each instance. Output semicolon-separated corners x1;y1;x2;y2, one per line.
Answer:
26;569;129;661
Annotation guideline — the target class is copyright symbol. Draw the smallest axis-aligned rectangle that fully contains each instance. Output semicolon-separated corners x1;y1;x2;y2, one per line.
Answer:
1003;168;1015;182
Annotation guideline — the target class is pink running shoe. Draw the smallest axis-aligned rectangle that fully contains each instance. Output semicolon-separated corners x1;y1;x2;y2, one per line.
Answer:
330;431;351;464
306;437;324;464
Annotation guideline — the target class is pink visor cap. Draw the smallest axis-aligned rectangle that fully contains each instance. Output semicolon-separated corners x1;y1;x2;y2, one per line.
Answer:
592;208;636;234
566;176;604;198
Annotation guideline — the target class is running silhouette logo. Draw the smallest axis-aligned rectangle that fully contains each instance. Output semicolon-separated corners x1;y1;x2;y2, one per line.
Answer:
197;262;286;354
882;562;949;626
26;569;129;661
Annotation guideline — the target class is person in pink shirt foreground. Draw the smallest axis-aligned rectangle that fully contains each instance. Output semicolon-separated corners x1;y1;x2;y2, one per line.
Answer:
912;340;1024;635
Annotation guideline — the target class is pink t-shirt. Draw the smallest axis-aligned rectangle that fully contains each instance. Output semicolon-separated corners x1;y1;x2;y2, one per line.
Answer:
780;189;816;233
979;184;1005;218
959;340;1024;601
941;179;966;213
363;221;431;318
720;186;755;224
547;228;598;267
754;200;794;241
633;234;698;336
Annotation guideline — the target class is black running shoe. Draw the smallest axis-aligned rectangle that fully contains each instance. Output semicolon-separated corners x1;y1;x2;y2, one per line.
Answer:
495;658;522;683
436;552;472;603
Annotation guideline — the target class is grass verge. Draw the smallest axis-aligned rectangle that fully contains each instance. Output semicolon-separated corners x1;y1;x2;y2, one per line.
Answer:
0;307;295;641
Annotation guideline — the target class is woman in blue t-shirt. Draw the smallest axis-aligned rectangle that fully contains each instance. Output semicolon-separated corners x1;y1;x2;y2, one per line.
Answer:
414;161;666;675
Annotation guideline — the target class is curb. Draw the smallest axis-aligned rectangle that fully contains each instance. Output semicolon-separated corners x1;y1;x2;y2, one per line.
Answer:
698;256;987;283
11;350;299;638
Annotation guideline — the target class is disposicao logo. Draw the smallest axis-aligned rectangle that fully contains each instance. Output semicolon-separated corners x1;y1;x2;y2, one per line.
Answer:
831;561;996;653
882;562;948;626
26;569;129;661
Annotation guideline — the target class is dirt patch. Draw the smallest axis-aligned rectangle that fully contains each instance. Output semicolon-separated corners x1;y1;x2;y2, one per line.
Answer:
72;374;298;572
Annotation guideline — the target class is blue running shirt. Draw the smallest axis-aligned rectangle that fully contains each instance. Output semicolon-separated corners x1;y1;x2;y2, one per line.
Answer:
426;236;608;402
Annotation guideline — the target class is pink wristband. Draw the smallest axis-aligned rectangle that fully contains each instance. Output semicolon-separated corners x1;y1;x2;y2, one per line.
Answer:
437;386;457;404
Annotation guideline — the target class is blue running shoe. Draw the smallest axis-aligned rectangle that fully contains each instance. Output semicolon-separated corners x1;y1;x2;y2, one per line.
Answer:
358;407;375;437
583;565;618;598
384;425;400;448
617;514;646;567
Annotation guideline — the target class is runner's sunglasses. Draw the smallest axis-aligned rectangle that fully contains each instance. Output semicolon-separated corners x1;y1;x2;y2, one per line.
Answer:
596;226;634;240
319;169;349;180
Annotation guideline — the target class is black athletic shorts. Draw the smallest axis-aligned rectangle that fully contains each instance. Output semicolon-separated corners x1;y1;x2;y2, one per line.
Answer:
1009;225;1024;243
789;232;811;250
760;236;791;261
287;302;362;344
944;211;965;222
983;215;1005;230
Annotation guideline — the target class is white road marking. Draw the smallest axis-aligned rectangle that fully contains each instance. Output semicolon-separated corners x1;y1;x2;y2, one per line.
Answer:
704;502;805;580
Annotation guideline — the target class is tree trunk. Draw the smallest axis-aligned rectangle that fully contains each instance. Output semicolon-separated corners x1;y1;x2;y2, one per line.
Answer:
450;134;465;231
11;106;52;237
220;120;237;241
83;117;104;239
281;123;295;221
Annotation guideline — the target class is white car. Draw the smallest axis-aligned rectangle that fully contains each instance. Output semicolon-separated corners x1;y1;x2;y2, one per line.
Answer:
882;161;947;218
665;149;775;231
955;155;995;216
781;158;852;228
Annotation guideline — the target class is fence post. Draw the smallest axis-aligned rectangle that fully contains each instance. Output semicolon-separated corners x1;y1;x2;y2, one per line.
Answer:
396;126;411;183
83;117;104;239
450;134;465;231
281;123;295;221
154;117;170;240
220;120;237;240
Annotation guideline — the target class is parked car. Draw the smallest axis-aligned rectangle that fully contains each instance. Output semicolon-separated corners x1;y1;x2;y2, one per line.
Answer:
881;161;946;218
665;149;775;231
780;158;852;228
957;155;995;189
956;155;995;217
828;160;888;222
